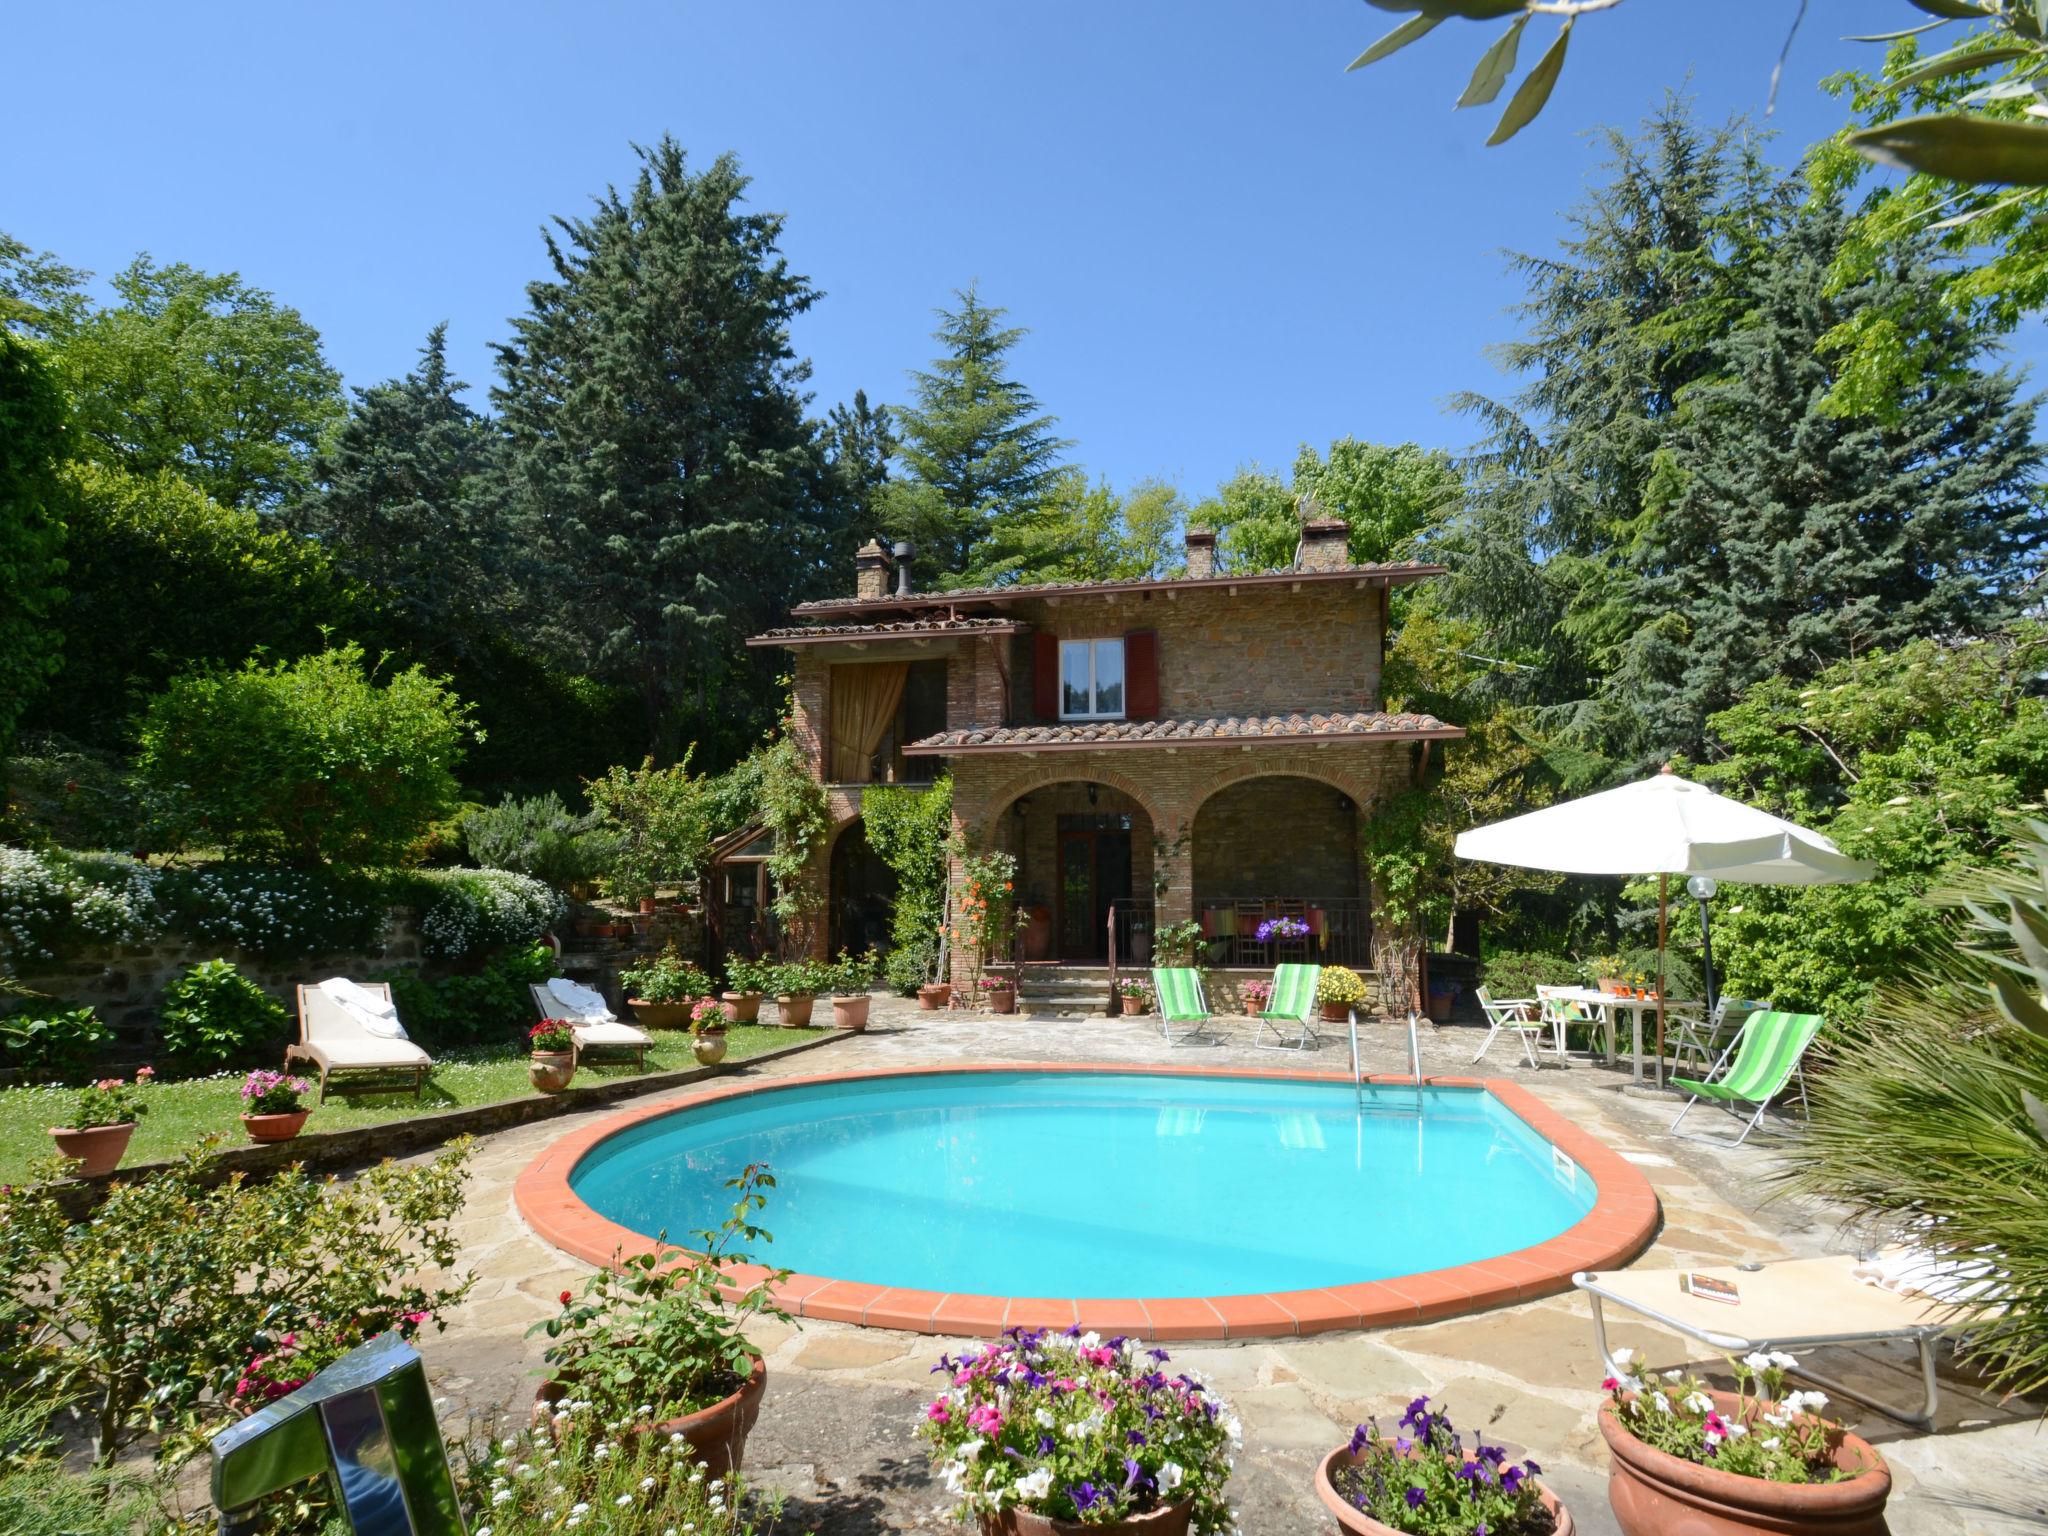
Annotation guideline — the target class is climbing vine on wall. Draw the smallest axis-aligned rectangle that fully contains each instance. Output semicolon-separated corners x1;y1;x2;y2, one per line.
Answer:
758;730;828;954
862;775;954;993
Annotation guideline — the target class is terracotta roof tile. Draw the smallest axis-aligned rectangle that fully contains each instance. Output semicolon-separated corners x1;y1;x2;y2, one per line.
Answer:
747;617;1025;646
902;711;1460;754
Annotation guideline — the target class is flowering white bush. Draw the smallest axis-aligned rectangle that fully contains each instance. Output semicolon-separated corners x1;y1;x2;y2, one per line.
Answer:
165;866;386;957
417;869;565;959
460;1396;769;1535
1603;1346;1849;1484
0;847;164;963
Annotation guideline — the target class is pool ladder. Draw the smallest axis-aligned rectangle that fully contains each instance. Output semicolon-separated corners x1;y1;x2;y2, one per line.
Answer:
1346;1008;1425;1111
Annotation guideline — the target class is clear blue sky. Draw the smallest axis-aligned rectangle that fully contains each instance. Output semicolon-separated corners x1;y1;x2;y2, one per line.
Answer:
7;2;2036;496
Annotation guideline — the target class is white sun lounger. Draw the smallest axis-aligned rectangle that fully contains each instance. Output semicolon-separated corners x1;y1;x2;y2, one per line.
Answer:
1575;1253;1984;1430
530;979;652;1069
290;981;433;1102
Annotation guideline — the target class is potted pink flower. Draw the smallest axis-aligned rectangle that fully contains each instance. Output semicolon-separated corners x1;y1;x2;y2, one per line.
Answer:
977;973;1017;1014
918;1328;1237;1534
529;1019;578;1093
1598;1348;1890;1536
1238;978;1274;1017
239;1069;313;1142
690;997;731;1065
49;1068;151;1177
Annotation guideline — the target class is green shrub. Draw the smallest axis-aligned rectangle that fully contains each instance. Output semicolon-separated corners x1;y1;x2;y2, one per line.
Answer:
0;1391;151;1536
0;734;153;851
461;792;614;889
414;868;565;959
157;959;287;1067
862;778;952;993
0;1140;472;1466
586;754;715;904
386;941;554;1047
1478;949;1581;1001
137;642;473;865
0;1004;113;1081
619;943;710;1005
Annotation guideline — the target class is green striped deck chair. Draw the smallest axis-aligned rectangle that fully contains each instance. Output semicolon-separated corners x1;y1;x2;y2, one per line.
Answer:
1255;963;1323;1050
1151;967;1214;1047
1668;1009;1824;1145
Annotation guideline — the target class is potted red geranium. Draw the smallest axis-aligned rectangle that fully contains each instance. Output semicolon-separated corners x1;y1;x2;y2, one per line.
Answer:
239;1069;313;1142
1598;1347;1890;1536
690;997;731;1065
49;1068;151;1177
977;974;1017;1014
529;1019;578;1092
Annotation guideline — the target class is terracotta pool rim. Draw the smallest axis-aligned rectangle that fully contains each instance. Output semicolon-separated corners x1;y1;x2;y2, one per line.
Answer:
513;1061;1660;1340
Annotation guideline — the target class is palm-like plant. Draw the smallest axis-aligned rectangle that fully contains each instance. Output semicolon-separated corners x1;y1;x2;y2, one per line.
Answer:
1784;827;2048;1397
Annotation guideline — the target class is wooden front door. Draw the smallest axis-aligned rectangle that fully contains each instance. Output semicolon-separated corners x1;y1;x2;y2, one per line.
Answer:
1056;829;1133;960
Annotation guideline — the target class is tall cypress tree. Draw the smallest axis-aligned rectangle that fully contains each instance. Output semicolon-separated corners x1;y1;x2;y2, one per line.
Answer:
493;139;833;757
289;324;506;661
1619;198;2046;753
886;285;1069;578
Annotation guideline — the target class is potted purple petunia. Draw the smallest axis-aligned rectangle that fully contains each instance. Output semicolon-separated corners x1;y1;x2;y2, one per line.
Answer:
1254;916;1309;945
919;1327;1237;1535
239;1069;313;1142
1315;1395;1571;1534
1598;1348;1890;1536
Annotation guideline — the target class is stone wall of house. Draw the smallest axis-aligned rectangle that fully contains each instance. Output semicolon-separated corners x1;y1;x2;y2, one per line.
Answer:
1191;777;1360;902
1003;582;1384;725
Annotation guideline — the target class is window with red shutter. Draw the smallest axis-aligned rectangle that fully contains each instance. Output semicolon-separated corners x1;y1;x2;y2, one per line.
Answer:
1124;630;1159;719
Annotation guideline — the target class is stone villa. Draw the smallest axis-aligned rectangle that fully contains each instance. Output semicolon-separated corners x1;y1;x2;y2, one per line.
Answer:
729;512;1462;1008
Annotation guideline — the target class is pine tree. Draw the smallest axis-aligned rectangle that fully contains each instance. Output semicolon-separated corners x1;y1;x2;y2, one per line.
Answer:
821;389;896;528
1618;198;2046;753
0;333;71;750
1442;100;1790;748
492;139;834;757
288;324;506;661
887;284;1069;578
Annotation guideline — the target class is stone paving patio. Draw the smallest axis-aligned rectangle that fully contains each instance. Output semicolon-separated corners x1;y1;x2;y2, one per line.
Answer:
413;998;2047;1536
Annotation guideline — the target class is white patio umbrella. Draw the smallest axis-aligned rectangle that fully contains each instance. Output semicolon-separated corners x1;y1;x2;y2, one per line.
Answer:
1452;766;1875;1083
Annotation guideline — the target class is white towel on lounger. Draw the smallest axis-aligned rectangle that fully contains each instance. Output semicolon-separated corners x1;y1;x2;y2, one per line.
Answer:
547;976;615;1022
317;977;409;1039
1853;1246;2001;1305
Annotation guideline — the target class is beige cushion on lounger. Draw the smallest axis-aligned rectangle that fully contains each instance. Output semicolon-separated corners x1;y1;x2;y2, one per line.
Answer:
309;1034;433;1068
572;1019;652;1049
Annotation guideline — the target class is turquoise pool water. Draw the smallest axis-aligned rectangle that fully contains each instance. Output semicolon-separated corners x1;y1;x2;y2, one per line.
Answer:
568;1071;1596;1298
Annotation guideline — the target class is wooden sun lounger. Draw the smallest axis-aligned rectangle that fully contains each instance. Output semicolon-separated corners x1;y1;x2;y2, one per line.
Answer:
528;982;651;1070
1575;1253;1980;1430
289;983;432;1103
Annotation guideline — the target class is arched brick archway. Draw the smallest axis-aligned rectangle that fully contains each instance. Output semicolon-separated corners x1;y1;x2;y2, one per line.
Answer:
971;762;1169;841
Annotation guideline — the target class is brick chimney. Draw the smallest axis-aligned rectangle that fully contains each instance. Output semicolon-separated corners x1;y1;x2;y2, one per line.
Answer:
853;539;893;600
1296;499;1350;573
1184;526;1217;580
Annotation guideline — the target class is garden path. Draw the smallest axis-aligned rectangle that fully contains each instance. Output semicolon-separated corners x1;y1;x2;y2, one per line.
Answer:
411;1000;2045;1536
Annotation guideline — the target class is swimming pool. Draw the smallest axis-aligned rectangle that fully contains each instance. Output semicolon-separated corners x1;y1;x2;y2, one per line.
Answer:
519;1065;1657;1336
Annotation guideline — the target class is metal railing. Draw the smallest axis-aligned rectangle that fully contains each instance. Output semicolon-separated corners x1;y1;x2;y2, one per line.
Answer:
1193;897;1370;967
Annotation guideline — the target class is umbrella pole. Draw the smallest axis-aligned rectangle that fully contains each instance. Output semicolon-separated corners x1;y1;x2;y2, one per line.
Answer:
1655;873;1668;1090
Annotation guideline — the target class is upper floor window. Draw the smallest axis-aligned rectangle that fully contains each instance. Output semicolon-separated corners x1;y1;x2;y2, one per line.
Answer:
1060;638;1125;719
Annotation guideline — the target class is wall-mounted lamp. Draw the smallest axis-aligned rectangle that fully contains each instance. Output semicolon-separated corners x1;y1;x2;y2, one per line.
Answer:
1086;782;1099;807
1013;796;1032;819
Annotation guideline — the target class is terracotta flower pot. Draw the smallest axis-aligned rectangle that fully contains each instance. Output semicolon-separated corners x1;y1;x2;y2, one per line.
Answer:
984;987;1016;1015
1598;1391;1890;1536
979;1497;1193;1536
241;1110;310;1143
529;1050;577;1093
831;994;871;1031
1120;995;1150;1016
48;1121;136;1178
1320;1001;1352;1023
692;1031;729;1066
639;897;657;915
777;995;815;1027
1313;1444;1573;1535
535;1357;767;1478
628;998;695;1030
722;990;762;1023
917;983;951;1011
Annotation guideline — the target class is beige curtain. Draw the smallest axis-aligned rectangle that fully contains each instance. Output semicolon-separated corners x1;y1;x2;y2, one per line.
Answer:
829;662;908;782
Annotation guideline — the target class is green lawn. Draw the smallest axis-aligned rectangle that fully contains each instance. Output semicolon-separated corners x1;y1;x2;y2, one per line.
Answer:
0;1025;826;1185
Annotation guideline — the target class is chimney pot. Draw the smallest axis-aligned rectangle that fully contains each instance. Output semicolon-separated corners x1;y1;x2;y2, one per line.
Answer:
853;539;893;601
1296;500;1351;573
892;540;916;597
1184;527;1217;581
